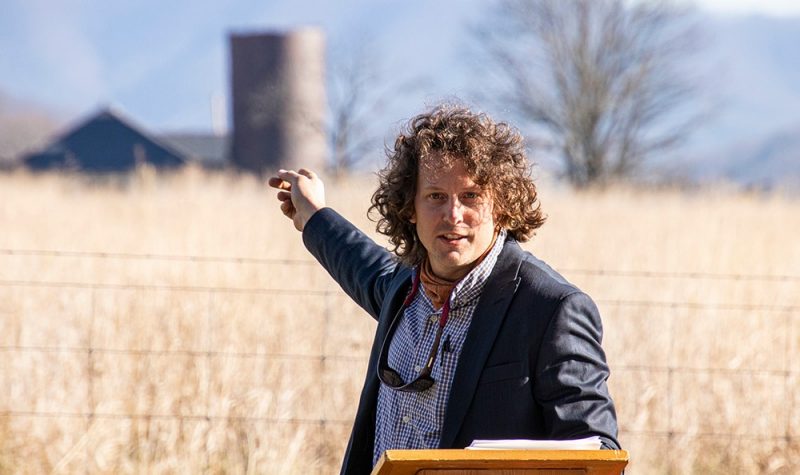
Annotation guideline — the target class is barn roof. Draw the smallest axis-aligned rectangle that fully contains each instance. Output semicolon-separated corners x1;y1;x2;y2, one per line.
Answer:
159;132;229;168
23;107;186;172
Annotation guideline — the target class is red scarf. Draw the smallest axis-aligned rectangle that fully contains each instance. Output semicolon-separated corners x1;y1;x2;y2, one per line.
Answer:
419;230;500;310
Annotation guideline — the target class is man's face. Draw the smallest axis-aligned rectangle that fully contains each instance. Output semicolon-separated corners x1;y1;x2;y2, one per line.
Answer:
411;155;496;280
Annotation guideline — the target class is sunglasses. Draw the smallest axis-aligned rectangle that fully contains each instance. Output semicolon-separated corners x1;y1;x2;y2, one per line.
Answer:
377;273;452;392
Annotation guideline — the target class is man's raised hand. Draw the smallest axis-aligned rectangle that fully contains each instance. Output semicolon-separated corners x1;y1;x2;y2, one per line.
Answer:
267;168;326;232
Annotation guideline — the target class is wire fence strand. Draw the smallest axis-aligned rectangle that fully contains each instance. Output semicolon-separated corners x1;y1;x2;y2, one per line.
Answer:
0;411;353;425
0;248;317;267
3;247;799;282
1;278;797;312
0;344;365;362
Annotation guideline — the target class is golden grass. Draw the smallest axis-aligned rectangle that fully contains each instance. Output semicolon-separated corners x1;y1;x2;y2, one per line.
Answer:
0;166;798;474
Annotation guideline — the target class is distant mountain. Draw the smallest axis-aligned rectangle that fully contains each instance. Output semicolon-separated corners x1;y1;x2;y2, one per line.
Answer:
671;13;800;187
715;125;800;188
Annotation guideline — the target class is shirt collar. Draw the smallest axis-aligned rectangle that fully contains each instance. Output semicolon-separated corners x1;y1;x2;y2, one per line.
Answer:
450;228;506;307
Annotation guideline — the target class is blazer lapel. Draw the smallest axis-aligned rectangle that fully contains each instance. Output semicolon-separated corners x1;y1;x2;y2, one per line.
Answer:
439;240;524;448
362;269;414;402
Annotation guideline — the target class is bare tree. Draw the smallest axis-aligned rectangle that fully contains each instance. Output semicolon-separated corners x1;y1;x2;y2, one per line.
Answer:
328;41;385;176
474;0;701;187
327;36;428;176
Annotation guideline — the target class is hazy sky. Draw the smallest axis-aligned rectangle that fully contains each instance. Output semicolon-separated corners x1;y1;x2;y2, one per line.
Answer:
697;0;800;15
0;0;798;134
1;0;483;131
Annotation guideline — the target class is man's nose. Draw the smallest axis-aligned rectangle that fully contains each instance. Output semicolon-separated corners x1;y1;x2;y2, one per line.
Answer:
444;197;464;224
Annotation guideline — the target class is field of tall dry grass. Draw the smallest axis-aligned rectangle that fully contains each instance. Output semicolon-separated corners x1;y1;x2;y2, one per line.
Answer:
1;166;798;474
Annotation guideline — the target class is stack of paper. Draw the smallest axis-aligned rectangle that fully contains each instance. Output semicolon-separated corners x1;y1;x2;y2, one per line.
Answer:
466;436;602;450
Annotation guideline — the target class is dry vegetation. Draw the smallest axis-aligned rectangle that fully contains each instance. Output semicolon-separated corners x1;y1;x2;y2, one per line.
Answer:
0;166;798;474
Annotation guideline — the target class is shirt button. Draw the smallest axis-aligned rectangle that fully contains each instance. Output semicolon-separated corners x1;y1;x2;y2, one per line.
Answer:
402;415;411;423
429;315;438;324
414;365;422;373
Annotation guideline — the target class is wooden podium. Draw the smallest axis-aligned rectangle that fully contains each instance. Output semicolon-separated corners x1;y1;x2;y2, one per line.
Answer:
371;449;629;475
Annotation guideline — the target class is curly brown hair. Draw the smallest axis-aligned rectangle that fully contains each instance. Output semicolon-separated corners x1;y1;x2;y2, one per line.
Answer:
369;103;546;266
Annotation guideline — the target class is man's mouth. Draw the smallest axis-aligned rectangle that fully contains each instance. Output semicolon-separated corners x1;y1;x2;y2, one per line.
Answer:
439;233;468;243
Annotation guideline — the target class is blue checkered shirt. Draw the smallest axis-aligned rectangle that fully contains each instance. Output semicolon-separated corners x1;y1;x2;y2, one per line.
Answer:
373;230;507;465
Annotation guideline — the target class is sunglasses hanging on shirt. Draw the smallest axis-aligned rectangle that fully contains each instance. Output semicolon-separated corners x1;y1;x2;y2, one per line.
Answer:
377;273;453;392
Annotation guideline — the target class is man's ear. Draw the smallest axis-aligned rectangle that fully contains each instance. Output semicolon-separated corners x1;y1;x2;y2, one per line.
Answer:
409;212;416;224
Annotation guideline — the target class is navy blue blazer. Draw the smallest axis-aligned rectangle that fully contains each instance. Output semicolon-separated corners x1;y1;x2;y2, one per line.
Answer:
303;208;619;475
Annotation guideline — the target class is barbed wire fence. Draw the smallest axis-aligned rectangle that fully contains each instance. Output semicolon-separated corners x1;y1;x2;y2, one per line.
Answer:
1;248;798;472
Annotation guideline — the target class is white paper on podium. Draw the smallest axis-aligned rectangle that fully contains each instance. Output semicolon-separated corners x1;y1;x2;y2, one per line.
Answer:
466;436;602;451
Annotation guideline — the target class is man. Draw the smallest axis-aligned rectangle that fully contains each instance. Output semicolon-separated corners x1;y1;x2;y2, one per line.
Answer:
269;104;619;474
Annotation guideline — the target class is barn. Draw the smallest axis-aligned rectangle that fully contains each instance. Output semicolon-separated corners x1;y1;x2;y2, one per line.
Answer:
23;108;186;172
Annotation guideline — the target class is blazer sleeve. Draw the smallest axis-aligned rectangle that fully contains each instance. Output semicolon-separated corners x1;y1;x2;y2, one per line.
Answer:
533;291;621;450
302;207;402;321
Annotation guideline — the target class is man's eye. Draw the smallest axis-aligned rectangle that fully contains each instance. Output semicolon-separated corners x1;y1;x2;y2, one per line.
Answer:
430;193;445;200
463;192;479;200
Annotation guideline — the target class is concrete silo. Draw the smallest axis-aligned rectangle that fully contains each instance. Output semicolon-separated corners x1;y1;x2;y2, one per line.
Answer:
229;29;327;174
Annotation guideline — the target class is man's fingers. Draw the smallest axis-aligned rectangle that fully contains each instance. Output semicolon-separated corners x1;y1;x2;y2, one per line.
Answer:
280;199;295;216
278;169;303;180
270;168;316;192
297;168;317;179
268;177;291;191
276;190;292;201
